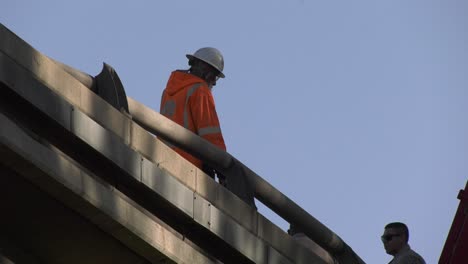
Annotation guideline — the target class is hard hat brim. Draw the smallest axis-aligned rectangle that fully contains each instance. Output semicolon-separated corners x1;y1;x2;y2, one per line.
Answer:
186;54;225;78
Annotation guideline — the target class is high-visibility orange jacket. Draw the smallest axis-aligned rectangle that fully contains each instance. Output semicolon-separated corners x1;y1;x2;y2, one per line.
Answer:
160;70;226;169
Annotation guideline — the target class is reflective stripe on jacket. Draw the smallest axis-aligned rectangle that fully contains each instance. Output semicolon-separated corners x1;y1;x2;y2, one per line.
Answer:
160;70;226;168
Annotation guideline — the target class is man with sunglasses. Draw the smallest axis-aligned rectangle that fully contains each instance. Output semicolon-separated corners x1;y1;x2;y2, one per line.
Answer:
381;222;425;264
160;47;226;182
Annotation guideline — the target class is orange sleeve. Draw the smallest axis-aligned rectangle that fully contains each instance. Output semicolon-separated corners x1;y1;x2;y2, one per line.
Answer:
189;86;226;151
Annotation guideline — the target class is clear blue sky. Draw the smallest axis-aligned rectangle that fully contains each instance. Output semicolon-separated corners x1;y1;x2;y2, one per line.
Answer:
3;1;467;263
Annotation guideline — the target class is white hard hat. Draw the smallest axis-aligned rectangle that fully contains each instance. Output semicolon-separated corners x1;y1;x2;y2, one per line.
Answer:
186;47;225;78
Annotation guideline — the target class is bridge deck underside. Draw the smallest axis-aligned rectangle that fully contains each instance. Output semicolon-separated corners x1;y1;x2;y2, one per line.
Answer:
0;165;153;264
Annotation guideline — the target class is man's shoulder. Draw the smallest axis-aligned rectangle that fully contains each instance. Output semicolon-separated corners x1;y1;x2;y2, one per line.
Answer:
399;250;425;264
190;83;211;95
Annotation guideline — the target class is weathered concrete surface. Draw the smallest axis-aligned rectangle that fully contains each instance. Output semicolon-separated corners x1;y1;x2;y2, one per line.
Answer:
0;113;217;264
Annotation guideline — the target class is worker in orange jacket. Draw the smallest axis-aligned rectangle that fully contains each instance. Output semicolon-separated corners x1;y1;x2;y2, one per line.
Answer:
160;47;226;181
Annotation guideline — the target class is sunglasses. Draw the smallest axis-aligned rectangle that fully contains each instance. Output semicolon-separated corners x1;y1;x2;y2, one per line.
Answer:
381;234;401;242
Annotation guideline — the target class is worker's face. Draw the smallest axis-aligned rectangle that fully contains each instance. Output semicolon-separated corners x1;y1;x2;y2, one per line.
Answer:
205;71;220;89
381;228;405;255
194;60;220;89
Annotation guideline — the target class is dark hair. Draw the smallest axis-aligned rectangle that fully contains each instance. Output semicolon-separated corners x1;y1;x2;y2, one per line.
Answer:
385;222;409;242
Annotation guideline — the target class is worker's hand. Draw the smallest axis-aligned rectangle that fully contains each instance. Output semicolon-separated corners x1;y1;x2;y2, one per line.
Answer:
217;172;227;187
202;163;216;179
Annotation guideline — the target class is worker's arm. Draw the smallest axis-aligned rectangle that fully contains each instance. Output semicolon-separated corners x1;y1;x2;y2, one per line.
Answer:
190;86;227;184
189;87;226;151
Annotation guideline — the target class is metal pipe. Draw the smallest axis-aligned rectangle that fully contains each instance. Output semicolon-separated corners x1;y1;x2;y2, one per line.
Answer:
249;166;344;251
53;61;364;262
127;94;349;255
127;96;233;169
51;58;95;89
